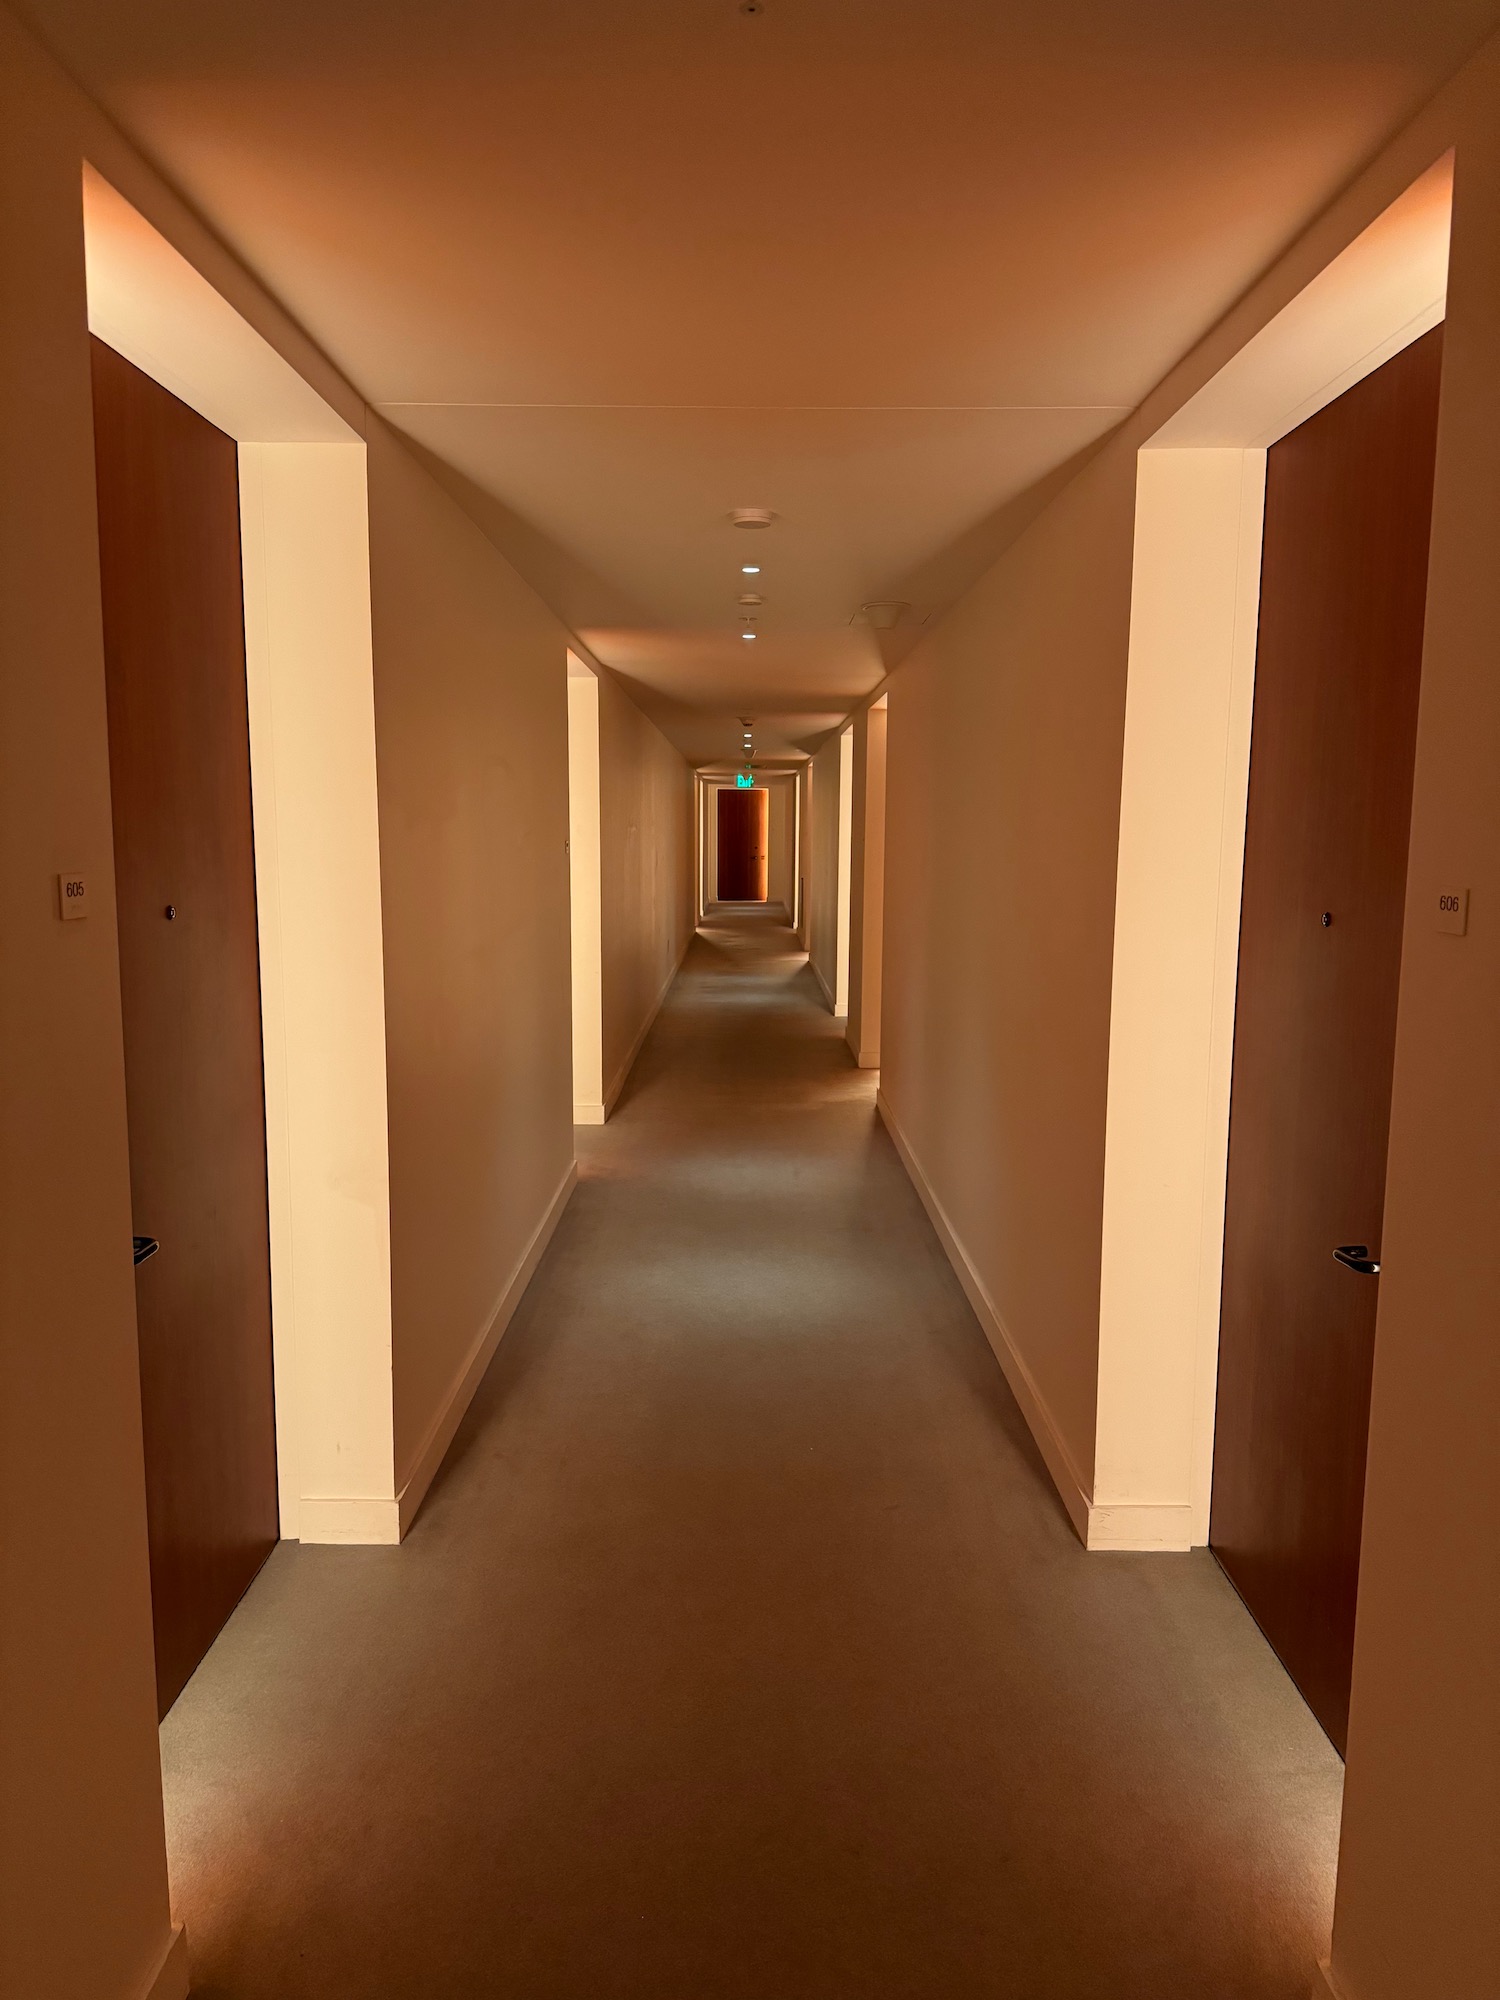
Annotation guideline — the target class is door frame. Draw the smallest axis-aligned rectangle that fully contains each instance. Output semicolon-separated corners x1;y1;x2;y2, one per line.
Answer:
697;770;801;919
1089;153;1454;1552
84;168;402;1546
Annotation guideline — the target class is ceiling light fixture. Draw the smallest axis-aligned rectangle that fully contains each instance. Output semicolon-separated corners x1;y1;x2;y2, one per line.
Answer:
731;508;775;530
742;632;756;640
742;565;760;574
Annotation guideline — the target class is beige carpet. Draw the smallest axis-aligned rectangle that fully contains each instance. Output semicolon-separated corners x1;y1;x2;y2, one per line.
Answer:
161;909;1342;1998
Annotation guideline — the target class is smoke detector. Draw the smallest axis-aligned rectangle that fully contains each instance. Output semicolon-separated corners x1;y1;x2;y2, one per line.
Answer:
731;508;776;530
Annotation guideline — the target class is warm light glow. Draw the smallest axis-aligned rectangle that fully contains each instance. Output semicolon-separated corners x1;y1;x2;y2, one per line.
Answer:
742;632;756;640
742;565;760;574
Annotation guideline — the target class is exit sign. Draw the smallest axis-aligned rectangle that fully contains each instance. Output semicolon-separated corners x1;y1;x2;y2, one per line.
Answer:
736;771;754;788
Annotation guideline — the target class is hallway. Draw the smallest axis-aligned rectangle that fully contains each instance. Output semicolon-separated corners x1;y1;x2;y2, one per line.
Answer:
159;911;1341;1998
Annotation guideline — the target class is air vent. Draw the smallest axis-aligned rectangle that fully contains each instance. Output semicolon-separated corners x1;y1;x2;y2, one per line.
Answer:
853;602;910;630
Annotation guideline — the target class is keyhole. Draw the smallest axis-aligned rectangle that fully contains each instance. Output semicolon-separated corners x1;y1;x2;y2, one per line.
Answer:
165;904;176;921
1321;911;1332;927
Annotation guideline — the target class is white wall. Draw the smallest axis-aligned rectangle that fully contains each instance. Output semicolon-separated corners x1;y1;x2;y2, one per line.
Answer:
805;734;844;1011
797;762;813;945
845;701;888;1069
567;660;605;1121
1092;448;1265;1550
766;777;797;913
366;418;578;1518
836;727;854;1015
240;442;395;1546
879;444;1133;1517
595;666;694;1115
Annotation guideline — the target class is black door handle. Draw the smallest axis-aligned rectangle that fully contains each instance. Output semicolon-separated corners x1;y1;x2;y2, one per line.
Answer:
1334;1243;1380;1276
133;1235;159;1266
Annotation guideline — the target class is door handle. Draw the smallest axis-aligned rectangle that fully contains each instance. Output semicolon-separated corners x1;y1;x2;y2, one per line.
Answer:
133;1235;160;1266
1333;1243;1380;1276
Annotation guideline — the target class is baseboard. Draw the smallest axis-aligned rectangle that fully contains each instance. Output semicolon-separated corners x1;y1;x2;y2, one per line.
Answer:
135;1923;189;2000
810;957;837;1014
1313;1958;1353;2000
1085;1500;1195;1552
297;1494;402;1546
573;1100;607;1125
395;1159;579;1536
851;1047;880;1069
598;934;691;1121
875;1088;1093;1545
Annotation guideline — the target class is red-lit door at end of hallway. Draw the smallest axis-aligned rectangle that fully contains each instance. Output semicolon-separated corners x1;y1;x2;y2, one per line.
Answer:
91;337;279;1718
1211;327;1443;1755
717;786;768;901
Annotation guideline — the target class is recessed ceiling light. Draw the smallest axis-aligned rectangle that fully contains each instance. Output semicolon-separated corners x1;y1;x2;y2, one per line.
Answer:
731;508;775;530
742;632;756;640
742;565;760;574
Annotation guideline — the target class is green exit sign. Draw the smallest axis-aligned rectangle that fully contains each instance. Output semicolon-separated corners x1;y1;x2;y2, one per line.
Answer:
736;771;754;788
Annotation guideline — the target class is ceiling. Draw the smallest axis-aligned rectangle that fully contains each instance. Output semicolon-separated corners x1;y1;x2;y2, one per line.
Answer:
21;0;1500;765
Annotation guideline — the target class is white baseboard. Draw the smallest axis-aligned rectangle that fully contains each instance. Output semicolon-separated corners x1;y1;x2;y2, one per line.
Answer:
1085;1500;1195;1552
135;1923;189;2000
875;1088;1093;1545
595;935;691;1123
394;1159;579;1535
851;1047;880;1069
297;1494;401;1546
810;957;837;1013
573;1100;607;1125
875;1089;1199;1554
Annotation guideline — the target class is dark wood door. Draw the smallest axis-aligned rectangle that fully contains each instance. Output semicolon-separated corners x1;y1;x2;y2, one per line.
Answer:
717;787;768;901
92;339;278;1717
1211;328;1443;1753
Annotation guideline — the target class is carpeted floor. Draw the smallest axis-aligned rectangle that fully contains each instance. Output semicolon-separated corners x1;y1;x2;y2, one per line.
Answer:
161;908;1342;1998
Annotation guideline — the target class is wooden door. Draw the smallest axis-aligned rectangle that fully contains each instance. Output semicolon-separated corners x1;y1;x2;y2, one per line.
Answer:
92;339;278;1717
1211;328;1443;1752
717;787;768;901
